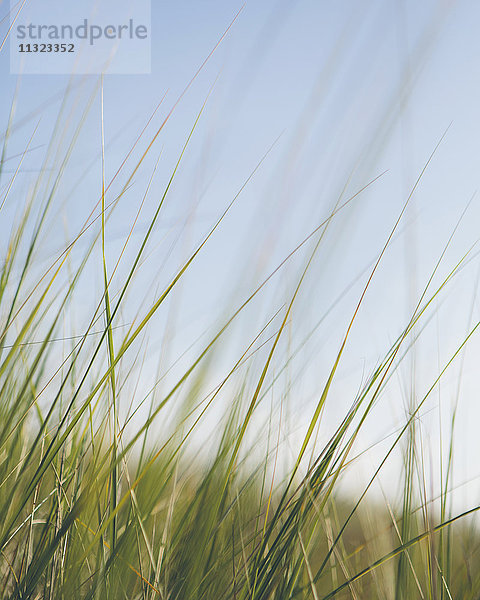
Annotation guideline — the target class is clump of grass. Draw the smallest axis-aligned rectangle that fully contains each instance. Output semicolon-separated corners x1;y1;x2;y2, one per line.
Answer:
0;44;480;600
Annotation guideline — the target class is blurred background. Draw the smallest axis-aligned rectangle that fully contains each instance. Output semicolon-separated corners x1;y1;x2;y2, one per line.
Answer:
1;0;480;512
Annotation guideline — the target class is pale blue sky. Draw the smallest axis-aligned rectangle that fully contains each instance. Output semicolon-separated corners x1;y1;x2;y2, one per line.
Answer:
2;0;480;509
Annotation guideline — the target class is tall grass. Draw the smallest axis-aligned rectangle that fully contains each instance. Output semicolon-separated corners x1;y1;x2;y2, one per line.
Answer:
1;27;480;600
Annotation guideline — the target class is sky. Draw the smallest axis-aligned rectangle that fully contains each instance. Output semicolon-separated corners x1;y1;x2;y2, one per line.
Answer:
1;0;480;511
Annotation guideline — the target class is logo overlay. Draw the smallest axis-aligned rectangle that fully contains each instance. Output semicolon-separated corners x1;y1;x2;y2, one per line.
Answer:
10;0;151;75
